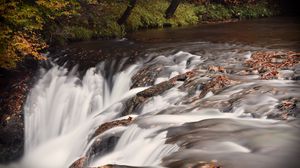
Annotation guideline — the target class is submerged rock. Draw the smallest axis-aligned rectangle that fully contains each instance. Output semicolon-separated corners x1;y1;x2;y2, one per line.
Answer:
131;64;164;88
190;161;222;168
92;165;144;168
69;159;144;168
70;117;134;168
122;80;175;116
198;75;233;99
87;135;121;164
69;157;87;168
92;117;133;138
122;71;194;116
166;160;222;168
86;117;134;161
268;98;299;120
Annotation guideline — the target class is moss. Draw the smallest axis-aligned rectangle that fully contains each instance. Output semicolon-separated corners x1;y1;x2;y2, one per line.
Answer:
125;0;198;31
194;1;278;22
196;4;232;21
0;0;280;69
70;1;125;38
207;4;232;21
96;20;126;38
125;0;168;31
170;3;199;26
62;26;93;41
230;2;277;19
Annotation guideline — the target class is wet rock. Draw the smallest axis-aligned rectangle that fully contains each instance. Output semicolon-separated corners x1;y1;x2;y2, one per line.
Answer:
198;75;232;99
69;159;143;168
131;64;163;88
0;69;34;163
122;72;194;116
86;117;133;160
92;165;143;168
179;77;204;96
245;51;300;80
70;118;134;168
268;98;299;120
122;96;146;116
246;51;299;70
261;70;279;80
137;81;175;97
86;135;120;163
122;80;175;116
190;161;222;168
207;65;226;73
164;159;222;168
69;157;87;168
88;117;133;158
0;117;24;163
178;70;208;95
69;162;144;168
92;117;133;138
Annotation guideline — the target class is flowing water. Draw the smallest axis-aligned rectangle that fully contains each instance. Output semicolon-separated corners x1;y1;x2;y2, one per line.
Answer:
3;17;300;168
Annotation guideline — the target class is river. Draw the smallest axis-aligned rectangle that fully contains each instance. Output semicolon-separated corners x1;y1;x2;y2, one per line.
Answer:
3;17;300;168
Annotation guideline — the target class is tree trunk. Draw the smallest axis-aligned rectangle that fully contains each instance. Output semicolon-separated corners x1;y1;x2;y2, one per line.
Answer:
117;0;138;25
165;0;181;19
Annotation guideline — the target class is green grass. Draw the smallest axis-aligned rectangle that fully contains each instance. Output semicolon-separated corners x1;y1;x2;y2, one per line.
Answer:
230;2;277;19
125;0;198;31
52;0;278;43
196;4;232;21
62;26;93;41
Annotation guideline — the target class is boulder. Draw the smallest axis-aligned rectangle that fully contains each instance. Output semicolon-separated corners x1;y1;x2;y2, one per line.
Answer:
131;64;163;88
92;117;133;138
69;157;87;168
199;75;232;99
122;71;194;116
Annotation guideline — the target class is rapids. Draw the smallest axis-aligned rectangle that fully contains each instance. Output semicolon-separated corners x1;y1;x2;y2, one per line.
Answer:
2;17;300;168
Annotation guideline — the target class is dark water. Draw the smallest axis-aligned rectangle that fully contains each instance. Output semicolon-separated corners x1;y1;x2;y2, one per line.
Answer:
54;17;300;70
128;16;300;50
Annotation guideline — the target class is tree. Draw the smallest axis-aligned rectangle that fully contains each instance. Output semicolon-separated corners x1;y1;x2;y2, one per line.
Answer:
165;0;181;19
117;0;138;25
0;0;79;69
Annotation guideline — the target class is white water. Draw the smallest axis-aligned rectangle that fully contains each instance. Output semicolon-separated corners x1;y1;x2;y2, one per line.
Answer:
11;50;206;168
18;63;144;168
90;125;179;167
4;45;299;168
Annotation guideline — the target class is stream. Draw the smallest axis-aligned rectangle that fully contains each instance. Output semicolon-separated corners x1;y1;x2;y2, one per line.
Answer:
3;17;300;168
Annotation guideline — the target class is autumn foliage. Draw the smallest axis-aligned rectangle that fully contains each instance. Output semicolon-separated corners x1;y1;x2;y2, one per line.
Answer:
0;0;279;69
0;0;79;69
245;51;300;79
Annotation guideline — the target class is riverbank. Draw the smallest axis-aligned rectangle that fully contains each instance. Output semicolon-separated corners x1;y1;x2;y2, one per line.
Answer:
49;0;279;43
0;0;280;70
0;59;38;163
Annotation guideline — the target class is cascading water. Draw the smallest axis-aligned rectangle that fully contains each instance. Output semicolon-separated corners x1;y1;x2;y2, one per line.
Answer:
3;40;300;168
18;63;146;168
90;125;179;167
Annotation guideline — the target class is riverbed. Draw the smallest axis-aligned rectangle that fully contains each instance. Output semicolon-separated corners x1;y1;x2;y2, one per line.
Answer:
3;17;300;168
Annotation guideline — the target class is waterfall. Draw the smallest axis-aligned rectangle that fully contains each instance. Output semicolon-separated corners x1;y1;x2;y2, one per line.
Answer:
16;50;203;168
20;63;143;168
3;44;299;168
90;125;179;167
